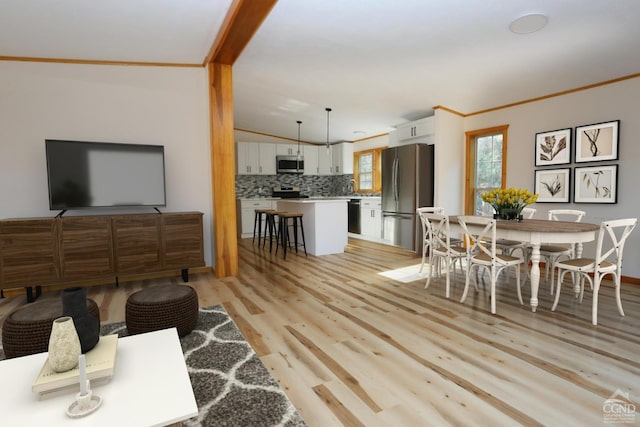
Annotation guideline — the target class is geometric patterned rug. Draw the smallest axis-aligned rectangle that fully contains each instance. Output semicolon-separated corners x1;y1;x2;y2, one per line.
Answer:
92;305;308;426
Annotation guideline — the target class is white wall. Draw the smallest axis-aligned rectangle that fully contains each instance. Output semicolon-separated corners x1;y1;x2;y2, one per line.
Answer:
434;109;464;214
464;77;640;278
351;133;389;151
0;61;214;266
234;129;295;144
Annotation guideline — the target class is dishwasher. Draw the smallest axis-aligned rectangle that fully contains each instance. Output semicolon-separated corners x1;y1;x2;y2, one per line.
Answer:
348;199;361;234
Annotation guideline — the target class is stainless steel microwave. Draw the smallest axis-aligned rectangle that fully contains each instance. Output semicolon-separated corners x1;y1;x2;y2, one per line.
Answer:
276;155;304;173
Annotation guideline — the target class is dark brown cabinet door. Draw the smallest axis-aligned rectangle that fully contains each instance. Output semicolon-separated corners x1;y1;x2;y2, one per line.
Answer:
60;216;114;279
0;219;60;286
162;213;204;269
112;215;161;275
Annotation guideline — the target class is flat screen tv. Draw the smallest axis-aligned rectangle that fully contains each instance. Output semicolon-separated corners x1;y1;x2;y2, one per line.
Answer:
45;139;166;211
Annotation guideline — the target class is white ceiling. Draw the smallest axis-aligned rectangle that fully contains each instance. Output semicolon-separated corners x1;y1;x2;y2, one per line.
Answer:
2;0;640;144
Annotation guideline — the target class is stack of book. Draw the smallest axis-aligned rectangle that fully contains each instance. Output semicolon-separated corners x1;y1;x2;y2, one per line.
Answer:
32;334;118;399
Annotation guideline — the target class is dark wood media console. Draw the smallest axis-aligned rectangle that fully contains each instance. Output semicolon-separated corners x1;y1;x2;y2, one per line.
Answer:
0;212;205;301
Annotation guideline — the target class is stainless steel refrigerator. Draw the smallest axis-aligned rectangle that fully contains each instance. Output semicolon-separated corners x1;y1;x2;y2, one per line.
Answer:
382;143;434;252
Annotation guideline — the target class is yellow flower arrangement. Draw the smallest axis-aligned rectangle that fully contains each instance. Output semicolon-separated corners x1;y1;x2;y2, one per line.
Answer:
481;187;539;219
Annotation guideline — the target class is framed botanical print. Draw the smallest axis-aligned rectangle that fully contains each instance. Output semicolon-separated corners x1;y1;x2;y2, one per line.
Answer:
574;165;618;203
535;128;571;166
534;168;570;203
575;120;619;163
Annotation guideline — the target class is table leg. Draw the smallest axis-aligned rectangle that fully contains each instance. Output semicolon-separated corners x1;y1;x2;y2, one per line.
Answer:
573;242;584;296
529;244;541;312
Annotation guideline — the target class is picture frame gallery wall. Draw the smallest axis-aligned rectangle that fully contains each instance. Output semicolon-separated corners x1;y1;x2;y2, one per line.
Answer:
534;120;620;204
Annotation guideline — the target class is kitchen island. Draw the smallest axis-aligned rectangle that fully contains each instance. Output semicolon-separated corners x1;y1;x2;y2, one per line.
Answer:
277;199;348;256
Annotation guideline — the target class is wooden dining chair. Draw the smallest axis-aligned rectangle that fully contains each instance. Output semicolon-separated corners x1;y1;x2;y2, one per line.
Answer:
457;216;524;314
422;213;466;298
416;207;445;273
551;218;637;325
540;209;585;294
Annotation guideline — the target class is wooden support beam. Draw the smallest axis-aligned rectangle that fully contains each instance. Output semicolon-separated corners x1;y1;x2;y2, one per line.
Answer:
206;0;277;277
205;0;278;66
209;62;238;277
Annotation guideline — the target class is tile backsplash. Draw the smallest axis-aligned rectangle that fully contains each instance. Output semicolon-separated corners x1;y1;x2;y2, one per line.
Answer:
236;174;373;198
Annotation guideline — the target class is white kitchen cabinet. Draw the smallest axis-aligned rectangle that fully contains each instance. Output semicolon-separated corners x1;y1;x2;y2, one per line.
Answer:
317;145;333;175
236;142;258;175
259;143;277;174
332;142;354;175
297;142;355;175
236;198;276;238
360;198;382;238
396;117;435;142
275;144;300;156
303;145;319;175
236;142;276;175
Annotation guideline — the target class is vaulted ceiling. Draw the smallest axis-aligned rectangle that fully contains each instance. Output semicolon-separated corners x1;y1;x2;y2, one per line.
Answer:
2;0;639;143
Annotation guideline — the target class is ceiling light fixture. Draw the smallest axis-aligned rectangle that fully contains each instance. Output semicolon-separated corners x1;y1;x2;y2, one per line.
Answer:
509;13;548;34
296;120;302;162
325;107;332;151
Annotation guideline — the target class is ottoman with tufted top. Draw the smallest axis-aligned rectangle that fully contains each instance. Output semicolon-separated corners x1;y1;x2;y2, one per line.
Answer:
125;284;198;337
2;298;100;359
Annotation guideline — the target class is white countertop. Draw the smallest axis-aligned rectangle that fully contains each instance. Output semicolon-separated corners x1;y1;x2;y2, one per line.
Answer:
278;198;349;204
238;197;281;201
238;196;380;201
309;196;381;200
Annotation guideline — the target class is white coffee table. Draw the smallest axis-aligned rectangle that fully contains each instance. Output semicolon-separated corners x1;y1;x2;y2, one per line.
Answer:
0;327;198;426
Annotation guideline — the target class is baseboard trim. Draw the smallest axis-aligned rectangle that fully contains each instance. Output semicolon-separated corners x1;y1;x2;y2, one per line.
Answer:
622;275;640;285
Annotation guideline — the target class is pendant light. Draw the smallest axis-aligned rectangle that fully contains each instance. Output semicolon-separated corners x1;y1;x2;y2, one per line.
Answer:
325;107;332;151
296;120;302;162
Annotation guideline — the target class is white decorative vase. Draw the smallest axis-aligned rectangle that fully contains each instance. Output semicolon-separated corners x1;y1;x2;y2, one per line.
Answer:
48;316;81;373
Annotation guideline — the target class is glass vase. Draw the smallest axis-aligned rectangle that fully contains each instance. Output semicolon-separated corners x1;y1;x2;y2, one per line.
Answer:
494;208;523;221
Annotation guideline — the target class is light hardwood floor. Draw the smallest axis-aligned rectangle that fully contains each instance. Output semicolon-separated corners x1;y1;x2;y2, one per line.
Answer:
1;237;639;426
